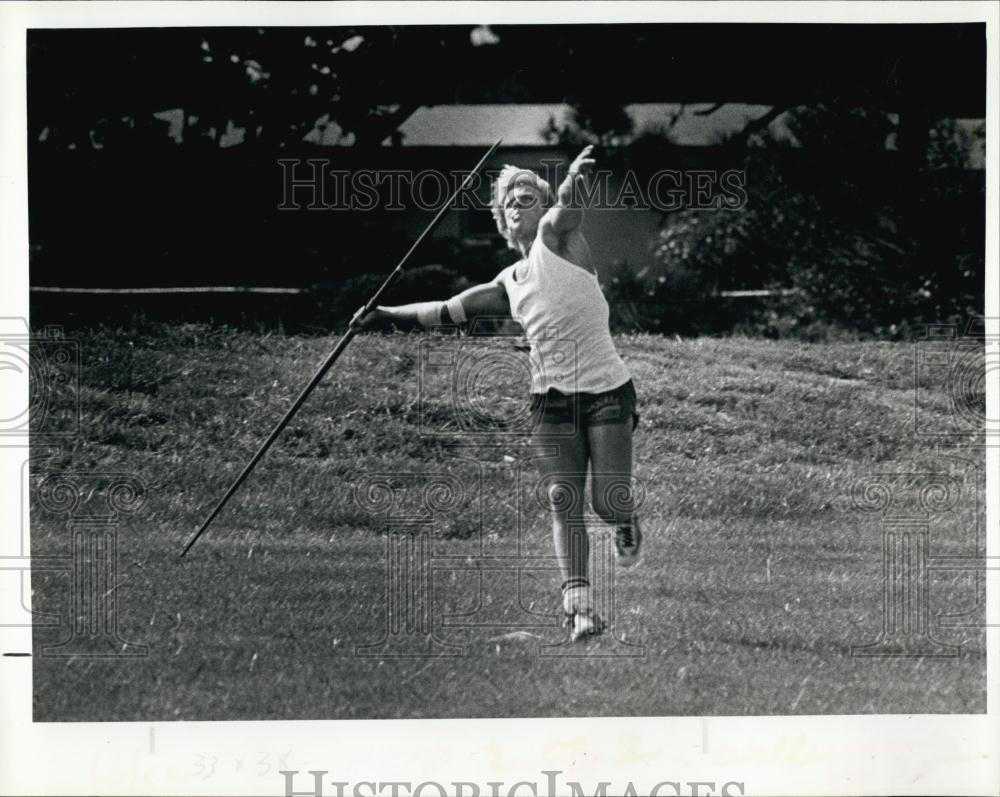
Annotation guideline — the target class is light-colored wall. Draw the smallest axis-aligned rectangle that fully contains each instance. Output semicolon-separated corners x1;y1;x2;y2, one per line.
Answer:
425;145;663;277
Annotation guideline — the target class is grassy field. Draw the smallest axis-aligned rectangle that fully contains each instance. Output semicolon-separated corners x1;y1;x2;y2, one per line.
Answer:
30;323;986;720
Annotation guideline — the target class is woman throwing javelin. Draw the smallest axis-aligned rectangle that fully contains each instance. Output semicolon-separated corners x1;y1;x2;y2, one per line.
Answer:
352;146;641;642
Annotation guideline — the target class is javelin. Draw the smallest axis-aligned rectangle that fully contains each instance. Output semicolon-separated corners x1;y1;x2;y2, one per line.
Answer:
180;138;503;557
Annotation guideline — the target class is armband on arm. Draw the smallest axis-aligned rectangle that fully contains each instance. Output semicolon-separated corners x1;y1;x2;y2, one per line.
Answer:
415;301;444;328
445;296;468;324
412;296;468;328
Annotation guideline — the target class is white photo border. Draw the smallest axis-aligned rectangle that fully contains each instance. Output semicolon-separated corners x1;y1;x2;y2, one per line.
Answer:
1;3;997;796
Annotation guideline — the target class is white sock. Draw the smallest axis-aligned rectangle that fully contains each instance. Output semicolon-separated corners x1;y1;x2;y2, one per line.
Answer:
561;580;591;615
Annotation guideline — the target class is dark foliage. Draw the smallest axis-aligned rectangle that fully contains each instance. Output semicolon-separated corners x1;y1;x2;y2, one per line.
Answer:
641;104;985;339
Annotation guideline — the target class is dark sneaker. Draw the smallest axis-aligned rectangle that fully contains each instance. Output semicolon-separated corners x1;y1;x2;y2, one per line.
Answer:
615;518;642;568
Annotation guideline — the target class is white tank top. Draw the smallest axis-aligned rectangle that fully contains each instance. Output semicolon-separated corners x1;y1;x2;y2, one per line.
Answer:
496;235;631;394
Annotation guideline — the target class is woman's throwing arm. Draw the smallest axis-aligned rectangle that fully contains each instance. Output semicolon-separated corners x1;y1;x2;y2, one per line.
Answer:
543;144;597;237
351;281;510;331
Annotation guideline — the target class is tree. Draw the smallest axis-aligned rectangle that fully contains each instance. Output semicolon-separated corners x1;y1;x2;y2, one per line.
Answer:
648;99;983;337
28;27;493;151
542;101;635;148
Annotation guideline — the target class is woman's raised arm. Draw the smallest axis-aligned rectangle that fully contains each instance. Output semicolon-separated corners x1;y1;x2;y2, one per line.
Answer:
542;145;597;237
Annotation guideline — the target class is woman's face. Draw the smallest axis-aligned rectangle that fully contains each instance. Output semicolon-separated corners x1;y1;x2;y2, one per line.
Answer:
503;183;546;239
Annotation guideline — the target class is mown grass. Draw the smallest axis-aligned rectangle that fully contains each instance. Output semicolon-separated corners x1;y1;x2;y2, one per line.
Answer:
31;323;986;719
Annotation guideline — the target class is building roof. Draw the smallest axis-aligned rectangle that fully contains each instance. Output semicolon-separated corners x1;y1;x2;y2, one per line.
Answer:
378;103;775;147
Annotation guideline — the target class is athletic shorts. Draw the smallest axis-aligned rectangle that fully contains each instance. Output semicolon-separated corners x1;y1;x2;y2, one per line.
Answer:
528;379;639;431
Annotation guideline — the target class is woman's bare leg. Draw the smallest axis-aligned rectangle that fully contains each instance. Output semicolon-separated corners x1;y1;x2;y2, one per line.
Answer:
588;421;642;565
530;421;589;585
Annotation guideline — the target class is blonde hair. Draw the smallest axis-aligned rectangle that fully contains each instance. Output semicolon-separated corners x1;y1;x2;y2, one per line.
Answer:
491;165;555;250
